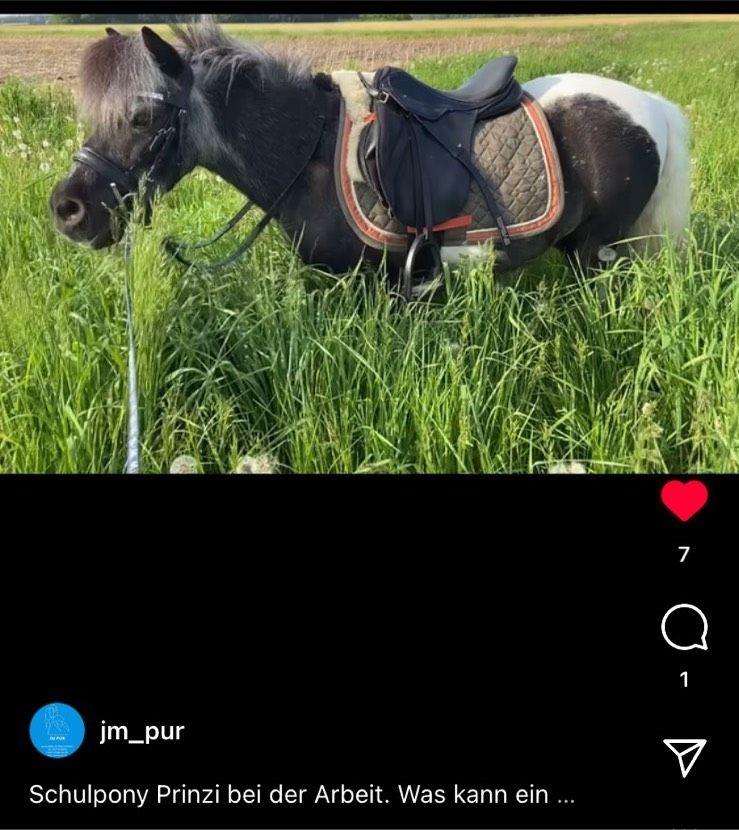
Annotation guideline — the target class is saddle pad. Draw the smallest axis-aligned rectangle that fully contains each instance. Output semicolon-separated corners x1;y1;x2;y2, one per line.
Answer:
332;70;565;253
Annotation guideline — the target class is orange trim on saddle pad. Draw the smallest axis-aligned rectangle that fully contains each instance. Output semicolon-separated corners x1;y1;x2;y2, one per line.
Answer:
407;215;473;234
336;111;407;251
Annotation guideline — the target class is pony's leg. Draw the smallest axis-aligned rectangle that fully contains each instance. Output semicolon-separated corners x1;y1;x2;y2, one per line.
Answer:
558;206;645;271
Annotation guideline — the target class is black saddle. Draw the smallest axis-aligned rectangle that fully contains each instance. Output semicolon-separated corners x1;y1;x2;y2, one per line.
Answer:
451;55;518;102
359;56;523;296
383;55;518;115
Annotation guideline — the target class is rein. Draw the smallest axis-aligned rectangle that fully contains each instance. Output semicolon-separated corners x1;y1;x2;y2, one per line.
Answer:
72;72;326;473
163;112;326;269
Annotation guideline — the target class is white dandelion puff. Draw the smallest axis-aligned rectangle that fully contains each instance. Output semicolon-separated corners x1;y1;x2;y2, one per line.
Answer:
234;454;277;474
548;461;588;474
169;455;198;474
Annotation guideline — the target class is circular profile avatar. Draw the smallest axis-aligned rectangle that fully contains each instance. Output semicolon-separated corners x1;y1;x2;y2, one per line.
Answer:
29;703;85;758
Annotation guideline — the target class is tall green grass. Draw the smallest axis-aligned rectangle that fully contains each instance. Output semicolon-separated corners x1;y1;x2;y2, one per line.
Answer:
1;23;739;472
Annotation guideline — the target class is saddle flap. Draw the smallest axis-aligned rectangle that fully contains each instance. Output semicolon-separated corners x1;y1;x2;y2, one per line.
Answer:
373;95;475;230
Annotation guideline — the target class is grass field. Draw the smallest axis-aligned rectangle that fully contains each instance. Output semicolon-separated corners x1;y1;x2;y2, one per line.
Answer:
1;18;739;473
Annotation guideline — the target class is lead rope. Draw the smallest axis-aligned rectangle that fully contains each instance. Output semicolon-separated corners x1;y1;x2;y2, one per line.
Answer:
90;112;326;473
122;226;140;474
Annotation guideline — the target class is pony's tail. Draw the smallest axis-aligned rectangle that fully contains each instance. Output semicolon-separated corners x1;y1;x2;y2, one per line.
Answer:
629;94;691;254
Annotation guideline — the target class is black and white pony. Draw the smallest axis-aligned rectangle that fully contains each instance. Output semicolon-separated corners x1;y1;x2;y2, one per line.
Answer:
50;20;690;284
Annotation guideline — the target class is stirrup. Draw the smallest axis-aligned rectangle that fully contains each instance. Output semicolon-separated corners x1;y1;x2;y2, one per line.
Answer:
403;234;443;300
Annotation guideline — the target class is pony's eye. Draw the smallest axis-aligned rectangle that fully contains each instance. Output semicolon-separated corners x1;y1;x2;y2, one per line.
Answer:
131;111;150;129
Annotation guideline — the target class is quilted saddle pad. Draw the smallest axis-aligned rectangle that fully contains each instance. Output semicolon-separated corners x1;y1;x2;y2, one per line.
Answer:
332;70;565;255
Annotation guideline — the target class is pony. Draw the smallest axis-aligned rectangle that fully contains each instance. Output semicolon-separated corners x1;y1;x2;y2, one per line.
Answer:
50;19;690;288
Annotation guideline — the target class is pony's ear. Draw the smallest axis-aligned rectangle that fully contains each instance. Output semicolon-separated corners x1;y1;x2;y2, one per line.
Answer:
105;27;121;37
141;26;184;79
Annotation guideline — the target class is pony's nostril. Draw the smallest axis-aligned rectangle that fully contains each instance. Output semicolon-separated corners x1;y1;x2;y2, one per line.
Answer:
56;197;86;228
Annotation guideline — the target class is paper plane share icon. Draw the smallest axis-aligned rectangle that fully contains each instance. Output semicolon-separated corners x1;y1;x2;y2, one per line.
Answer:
663;739;707;778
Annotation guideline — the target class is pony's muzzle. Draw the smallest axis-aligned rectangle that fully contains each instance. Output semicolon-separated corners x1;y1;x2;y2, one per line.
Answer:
49;172;122;249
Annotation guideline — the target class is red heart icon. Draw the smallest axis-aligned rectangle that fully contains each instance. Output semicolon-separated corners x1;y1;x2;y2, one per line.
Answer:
661;480;708;521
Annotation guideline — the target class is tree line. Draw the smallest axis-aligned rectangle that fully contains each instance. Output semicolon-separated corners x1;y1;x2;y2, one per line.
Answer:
50;14;364;24
49;14;521;24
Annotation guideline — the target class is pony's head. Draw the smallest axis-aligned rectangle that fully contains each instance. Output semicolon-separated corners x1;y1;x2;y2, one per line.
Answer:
50;26;197;248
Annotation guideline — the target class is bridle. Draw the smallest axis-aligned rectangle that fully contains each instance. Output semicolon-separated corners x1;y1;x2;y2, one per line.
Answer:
70;64;327;473
74;68;327;270
73;63;326;267
73;64;195;222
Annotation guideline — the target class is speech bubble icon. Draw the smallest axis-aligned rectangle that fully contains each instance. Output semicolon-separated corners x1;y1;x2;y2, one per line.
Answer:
661;604;708;651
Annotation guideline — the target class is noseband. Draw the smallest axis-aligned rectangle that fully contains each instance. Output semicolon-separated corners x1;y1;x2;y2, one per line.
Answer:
73;65;194;218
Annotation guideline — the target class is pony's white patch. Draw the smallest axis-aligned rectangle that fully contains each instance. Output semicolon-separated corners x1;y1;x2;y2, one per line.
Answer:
524;72;690;250
630;92;691;251
332;70;374;183
440;245;489;266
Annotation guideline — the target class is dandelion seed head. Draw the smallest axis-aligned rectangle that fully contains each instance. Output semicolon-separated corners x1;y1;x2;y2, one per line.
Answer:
548;461;588;474
235;454;277;474
169;455;198;474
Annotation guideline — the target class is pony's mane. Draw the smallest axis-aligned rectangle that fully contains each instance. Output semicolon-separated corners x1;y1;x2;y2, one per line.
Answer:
78;16;313;135
171;16;313;89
